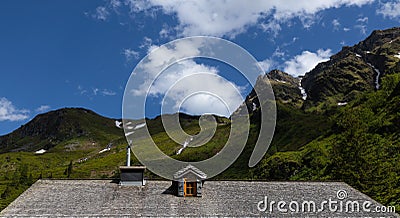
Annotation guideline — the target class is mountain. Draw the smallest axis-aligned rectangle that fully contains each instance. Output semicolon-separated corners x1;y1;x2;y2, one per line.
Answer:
243;27;400;114
239;69;303;121
302;27;400;109
228;27;400;211
267;69;304;107
1;27;400;212
245;69;303;109
246;27;400;211
0;107;212;210
0;108;214;154
237;69;330;154
0;108;128;209
0;108;123;153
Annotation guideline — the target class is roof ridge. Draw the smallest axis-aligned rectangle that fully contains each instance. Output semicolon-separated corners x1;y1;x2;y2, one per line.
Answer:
173;164;207;179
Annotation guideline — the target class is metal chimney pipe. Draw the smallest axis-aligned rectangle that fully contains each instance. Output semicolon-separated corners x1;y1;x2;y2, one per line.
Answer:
126;145;131;166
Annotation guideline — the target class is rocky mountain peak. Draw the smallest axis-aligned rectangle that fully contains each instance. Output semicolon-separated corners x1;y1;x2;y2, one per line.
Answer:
357;27;400;52
302;27;400;108
267;69;299;87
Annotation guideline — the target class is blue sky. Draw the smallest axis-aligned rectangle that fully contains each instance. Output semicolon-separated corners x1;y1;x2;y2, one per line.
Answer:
1;0;400;135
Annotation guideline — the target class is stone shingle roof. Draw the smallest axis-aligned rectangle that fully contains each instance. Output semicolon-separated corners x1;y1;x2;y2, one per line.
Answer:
1;179;398;217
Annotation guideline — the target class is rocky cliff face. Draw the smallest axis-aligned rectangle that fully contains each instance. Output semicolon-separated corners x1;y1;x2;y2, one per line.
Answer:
267;70;303;107
240;69;303;117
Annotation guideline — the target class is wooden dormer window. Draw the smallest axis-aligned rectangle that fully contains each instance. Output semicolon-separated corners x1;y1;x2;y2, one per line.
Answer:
184;179;197;197
173;165;207;197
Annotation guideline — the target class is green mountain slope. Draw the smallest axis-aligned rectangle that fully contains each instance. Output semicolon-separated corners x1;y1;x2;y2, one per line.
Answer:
302;27;400;110
0;108;123;153
248;28;400;210
0;108;223;210
1;27;400;212
251;74;400;210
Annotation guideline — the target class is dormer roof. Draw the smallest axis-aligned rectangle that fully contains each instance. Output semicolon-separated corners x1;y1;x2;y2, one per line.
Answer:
173;164;207;180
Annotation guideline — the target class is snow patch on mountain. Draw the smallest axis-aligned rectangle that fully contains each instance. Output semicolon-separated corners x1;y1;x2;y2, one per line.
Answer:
99;148;110;154
35;149;46;154
115;120;122;128
134;123;146;130
99;143;112;154
275;79;287;84
125;131;134;137
177;137;193;155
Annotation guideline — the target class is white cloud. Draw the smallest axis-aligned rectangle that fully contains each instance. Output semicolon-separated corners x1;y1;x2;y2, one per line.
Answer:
139;37;154;50
343;27;351;32
126;0;374;37
93;88;99;95
129;38;245;117
110;0;122;9
355;24;367;34
35;105;51;113
332;19;340;30
273;48;286;58
77;85;87;95
124;0;154;12
377;1;400;18
299;14;319;29
258;58;275;73
284;49;332;77
92;6;110;21
150;60;244;117
78;86;116;98
354;16;368;34
101;89;117;96
357;16;369;23
0;98;29;122
159;28;170;38
259;21;282;37
159;23;175;38
122;48;139;61
131;39;204;98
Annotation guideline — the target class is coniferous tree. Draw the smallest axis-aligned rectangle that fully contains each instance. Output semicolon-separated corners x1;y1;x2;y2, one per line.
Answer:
67;161;73;178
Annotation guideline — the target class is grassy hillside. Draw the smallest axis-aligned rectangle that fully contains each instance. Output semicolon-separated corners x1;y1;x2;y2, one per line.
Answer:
0;108;123;153
1;77;399;211
1;27;400;213
0;110;231;210
251;72;400;211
